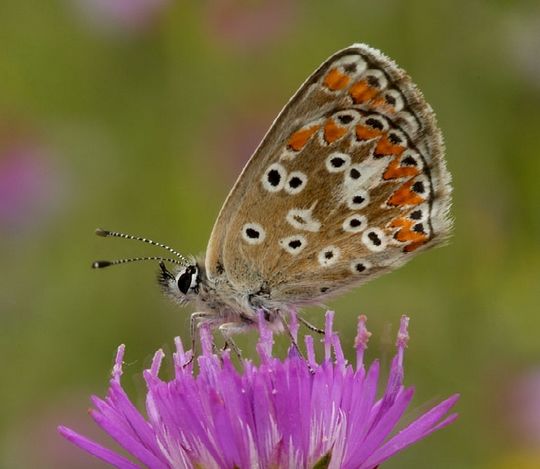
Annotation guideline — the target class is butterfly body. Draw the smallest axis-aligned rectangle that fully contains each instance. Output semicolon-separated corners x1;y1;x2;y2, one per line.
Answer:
95;44;452;336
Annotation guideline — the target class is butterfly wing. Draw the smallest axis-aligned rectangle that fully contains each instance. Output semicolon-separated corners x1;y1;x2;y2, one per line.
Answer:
205;44;451;305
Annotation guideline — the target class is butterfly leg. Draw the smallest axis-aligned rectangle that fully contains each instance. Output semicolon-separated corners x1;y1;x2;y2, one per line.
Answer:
218;323;245;359
184;312;214;366
298;315;324;335
277;311;314;373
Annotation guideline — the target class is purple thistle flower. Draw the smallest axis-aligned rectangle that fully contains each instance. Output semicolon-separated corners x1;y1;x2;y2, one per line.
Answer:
58;313;458;468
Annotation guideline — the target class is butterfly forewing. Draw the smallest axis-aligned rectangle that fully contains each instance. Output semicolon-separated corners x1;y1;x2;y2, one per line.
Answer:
205;44;451;305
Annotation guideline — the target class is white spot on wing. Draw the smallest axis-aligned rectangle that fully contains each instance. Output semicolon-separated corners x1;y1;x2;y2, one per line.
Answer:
344;163;364;186
261;163;287;192
286;208;321;232
361;68;388;90
326;152;351;173
334;110;361;126
342;158;388;190
350;259;372;274
382;89;404;112
343;214;367;233
242;223;266;245
346;190;370;210
284;171;307;195
362;228;387;252
387;129;407;147
334;54;367;77
360;114;389;132
280;148;295;161
279;235;307;255
399;149;421;168
407;204;428;223
396;110;420;136
318;246;340;267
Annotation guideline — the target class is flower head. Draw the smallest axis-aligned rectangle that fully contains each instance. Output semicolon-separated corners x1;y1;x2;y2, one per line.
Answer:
59;312;458;468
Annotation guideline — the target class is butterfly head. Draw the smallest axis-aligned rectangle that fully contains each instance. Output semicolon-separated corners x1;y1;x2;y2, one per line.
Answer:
92;228;202;305
157;261;200;304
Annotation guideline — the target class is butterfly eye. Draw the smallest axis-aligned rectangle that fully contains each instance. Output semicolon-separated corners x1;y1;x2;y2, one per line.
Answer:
176;266;198;295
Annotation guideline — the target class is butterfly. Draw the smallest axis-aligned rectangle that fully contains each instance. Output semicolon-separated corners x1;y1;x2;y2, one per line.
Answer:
94;43;452;350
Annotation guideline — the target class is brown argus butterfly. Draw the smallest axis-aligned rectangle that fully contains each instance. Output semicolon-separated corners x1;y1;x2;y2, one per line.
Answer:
93;44;452;350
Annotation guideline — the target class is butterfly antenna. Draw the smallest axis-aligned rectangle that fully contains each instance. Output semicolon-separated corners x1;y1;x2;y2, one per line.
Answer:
95;228;188;263
92;256;184;269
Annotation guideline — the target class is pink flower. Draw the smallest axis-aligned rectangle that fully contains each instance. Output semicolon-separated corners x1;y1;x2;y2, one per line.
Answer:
0;139;62;234
59;313;458;468
204;0;297;51
74;0;169;34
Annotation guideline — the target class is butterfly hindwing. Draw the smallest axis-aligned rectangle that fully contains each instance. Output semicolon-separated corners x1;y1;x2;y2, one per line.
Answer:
205;44;451;305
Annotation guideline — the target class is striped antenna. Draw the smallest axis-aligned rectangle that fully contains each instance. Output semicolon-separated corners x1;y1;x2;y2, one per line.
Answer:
92;256;184;269
95;228;188;264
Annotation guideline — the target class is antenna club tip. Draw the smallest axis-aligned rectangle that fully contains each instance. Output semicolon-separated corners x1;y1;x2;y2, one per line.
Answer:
92;260;112;269
95;228;110;237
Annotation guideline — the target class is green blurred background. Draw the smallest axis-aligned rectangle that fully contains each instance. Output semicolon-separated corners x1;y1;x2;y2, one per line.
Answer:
1;0;539;467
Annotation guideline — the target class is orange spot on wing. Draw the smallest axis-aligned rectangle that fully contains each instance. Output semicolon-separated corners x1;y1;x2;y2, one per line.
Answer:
287;125;320;151
355;124;382;141
371;97;386;107
375;135;405;158
387;180;424;207
323;68;350;91
349;80;379;103
383;155;420;180
390;218;426;242
323;119;347;143
404;240;427;252
389;217;429;252
370;97;397;115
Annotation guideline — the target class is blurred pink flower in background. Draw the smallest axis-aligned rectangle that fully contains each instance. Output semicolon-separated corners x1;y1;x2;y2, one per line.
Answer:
4;395;108;468
208;109;271;178
505;7;540;91
73;0;169;34
506;369;540;449
204;0;297;52
0;133;64;236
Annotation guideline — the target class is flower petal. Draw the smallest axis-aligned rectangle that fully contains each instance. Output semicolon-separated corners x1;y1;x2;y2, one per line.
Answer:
362;394;460;468
57;426;141;469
